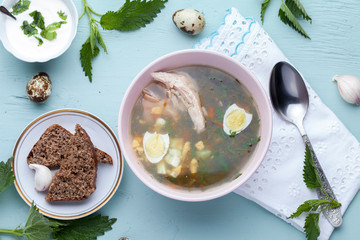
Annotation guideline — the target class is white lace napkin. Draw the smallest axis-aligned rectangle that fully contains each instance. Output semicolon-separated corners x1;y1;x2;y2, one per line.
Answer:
195;7;360;240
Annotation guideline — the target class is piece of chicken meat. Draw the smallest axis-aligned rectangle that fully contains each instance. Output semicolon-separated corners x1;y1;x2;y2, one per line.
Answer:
150;71;206;133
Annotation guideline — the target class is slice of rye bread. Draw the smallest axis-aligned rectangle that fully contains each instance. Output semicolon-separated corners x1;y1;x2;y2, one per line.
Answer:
46;124;97;201
27;124;113;169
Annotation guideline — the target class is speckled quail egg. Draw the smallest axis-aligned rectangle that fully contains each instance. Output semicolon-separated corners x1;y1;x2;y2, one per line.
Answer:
172;9;205;35
26;72;52;103
143;131;170;163
223;104;252;135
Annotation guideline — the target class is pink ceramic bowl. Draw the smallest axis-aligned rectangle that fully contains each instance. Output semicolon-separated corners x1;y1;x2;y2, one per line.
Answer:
118;49;272;201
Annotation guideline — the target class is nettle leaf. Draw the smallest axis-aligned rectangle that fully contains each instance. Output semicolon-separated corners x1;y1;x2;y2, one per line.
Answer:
29;10;45;30
24;204;53;240
0;157;14;193
12;0;30;15
304;213;320;240
40;21;66;41
260;0;272;23
34;36;43;46
100;0;168;31
80;37;100;82
285;0;311;23
21;21;38;36
89;22;98;55
278;2;310;39
94;27;108;53
289;199;332;218
303;145;322;189
53;214;116;240
58;10;68;21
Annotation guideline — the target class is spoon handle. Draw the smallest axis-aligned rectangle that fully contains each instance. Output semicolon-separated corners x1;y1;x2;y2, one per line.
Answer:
0;6;16;20
302;134;342;227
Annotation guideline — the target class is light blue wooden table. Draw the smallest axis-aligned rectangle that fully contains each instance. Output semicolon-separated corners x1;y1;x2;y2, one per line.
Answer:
1;0;359;239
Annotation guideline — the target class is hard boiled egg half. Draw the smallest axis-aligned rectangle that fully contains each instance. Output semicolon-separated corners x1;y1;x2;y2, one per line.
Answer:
223;104;252;135
143;131;170;163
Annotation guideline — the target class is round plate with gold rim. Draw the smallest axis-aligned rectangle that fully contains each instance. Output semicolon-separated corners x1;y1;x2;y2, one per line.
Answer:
12;109;123;219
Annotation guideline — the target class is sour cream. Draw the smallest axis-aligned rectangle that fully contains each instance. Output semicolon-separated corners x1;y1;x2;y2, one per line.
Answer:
5;0;73;61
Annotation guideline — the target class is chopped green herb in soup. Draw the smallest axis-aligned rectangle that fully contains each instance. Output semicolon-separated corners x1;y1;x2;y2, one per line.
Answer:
130;66;261;189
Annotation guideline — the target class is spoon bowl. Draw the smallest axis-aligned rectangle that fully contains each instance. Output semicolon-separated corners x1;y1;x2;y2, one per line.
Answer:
269;61;342;227
269;62;309;133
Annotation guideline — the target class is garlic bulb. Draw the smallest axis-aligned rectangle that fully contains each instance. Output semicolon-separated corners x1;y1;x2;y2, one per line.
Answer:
29;164;53;191
333;75;360;105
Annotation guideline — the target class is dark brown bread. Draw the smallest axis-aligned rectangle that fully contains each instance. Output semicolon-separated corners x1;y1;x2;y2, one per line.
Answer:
27;124;72;169
28;124;113;168
46;124;97;201
95;148;113;165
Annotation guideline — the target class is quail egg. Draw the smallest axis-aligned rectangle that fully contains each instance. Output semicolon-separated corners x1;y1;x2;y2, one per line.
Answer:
143;131;170;163
172;9;205;35
223;104;252;135
26;72;52;103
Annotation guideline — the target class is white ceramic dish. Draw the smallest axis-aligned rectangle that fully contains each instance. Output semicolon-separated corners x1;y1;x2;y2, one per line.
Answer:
13;109;123;219
0;0;78;62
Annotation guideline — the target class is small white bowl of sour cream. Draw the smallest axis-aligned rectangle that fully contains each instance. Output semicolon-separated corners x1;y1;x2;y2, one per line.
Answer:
0;0;78;62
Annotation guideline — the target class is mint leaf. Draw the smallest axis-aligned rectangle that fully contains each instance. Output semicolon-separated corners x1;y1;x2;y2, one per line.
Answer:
57;10;68;20
21;20;38;36
29;10;45;30
23;203;53;240
80;37;100;82
278;2;310;39
285;0;311;23
303;145;322;189
304;213;320;240
52;214;116;240
260;0;271;23
0;157;14;193
100;0;167;31
12;0;30;15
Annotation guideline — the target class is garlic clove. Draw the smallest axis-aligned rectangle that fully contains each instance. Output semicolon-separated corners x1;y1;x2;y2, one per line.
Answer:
28;164;53;191
333;75;360;105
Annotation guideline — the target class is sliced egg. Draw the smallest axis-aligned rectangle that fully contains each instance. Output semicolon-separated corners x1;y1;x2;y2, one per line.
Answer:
143;131;170;163
223;104;252;135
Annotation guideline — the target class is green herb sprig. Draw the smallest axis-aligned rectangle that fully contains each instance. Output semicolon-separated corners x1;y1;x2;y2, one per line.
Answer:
260;0;312;39
79;0;168;82
0;157;117;239
289;145;341;240
0;157;14;194
0;203;116;240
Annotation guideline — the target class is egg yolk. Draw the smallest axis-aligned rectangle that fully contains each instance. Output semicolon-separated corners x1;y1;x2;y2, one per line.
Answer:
225;109;246;131
145;134;165;157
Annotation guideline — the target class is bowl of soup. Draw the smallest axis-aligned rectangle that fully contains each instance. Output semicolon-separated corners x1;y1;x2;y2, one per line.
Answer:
0;0;77;62
118;49;272;201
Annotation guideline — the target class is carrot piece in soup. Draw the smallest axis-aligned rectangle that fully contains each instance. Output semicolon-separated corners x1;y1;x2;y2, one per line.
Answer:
208;107;214;119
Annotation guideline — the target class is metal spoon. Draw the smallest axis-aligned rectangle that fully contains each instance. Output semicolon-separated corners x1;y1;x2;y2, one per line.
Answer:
269;61;342;227
0;6;16;20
